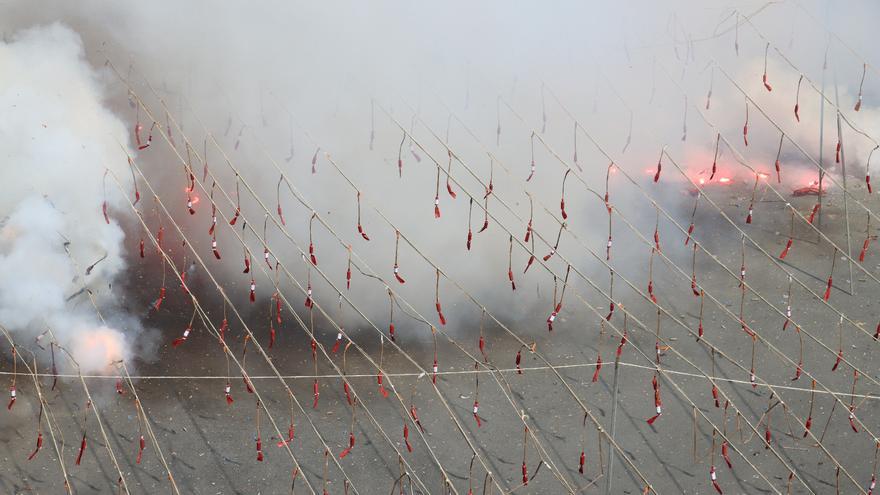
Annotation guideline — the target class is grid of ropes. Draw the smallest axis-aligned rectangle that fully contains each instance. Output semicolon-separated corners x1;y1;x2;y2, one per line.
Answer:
4;2;880;494
115;61;627;494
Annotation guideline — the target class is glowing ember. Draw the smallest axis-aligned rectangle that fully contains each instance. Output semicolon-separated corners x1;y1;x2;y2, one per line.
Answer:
691;173;732;187
690;175;733;195
183;187;200;204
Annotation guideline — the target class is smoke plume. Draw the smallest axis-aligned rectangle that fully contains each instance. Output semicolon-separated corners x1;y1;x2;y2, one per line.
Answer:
0;23;140;373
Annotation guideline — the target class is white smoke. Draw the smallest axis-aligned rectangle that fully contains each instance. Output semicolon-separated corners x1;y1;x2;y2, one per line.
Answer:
0;23;138;374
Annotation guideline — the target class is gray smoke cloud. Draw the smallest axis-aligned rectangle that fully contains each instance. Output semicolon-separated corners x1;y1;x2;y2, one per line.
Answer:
0;23;141;373
1;0;878;359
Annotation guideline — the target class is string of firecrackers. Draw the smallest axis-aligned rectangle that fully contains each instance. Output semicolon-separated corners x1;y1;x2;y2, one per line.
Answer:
120;92;379;490
108;166;337;495
183;105;535;495
492;85;868;492
737;10;875;139
608;181;871;450
399;99;623;349
606;51;878;304
552;67;880;472
656;150;879;487
452;85;815;423
120;73;498;495
363;100;690;490
196;85;636;492
162;92;752;495
696;64;880;314
660;59;875;323
522;153;808;493
450;44;868;494
206;104;584;495
496;87;844;482
209;144;528;495
563;61;880;421
640;98;880;476
374;101;810;494
0;325;74;493
123;141;444;495
657;61;880;353
708;60;880;224
424;82;852;484
596;153;843;492
487;13;867;348
108;171;328;494
241;93;652;492
117;49;860;495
